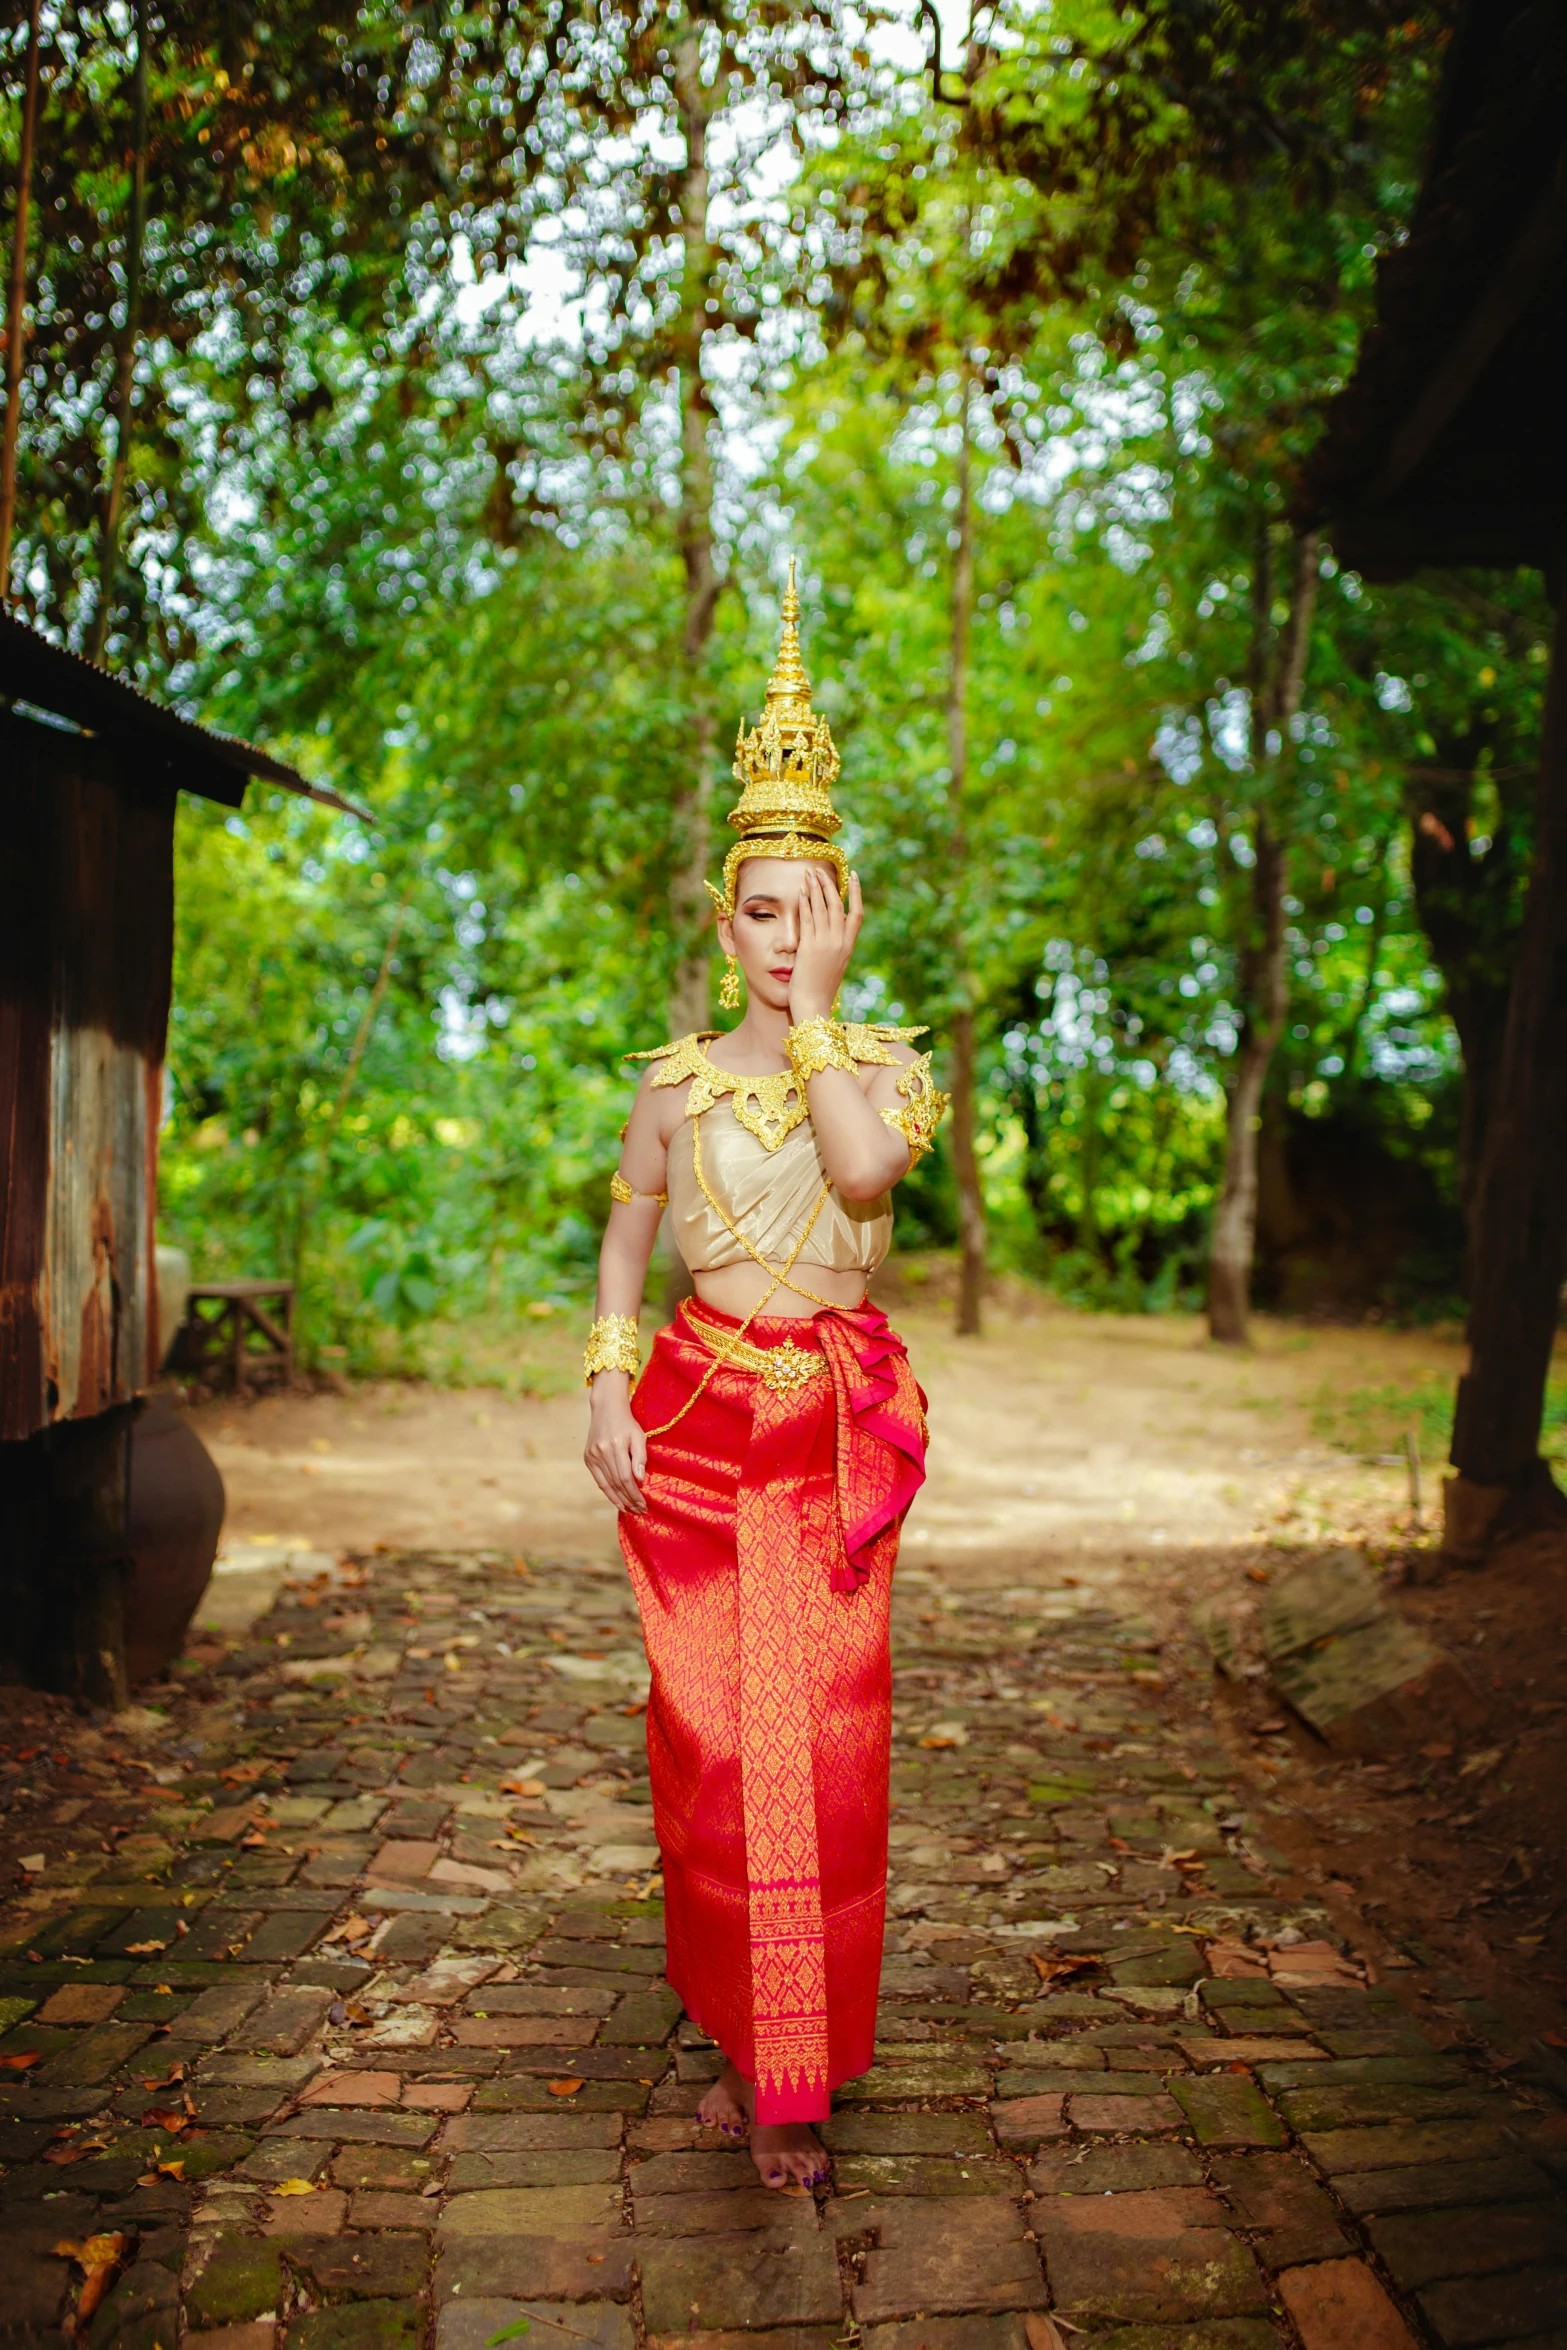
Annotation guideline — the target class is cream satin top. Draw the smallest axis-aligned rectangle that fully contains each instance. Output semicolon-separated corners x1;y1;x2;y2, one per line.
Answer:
667;1098;893;1277
628;1027;946;1281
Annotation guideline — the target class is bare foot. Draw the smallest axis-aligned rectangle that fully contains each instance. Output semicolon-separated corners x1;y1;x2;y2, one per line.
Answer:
696;2058;750;2141
749;2118;827;2191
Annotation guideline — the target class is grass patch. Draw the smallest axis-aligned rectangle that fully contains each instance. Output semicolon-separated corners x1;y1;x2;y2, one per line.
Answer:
1312;1370;1567;1463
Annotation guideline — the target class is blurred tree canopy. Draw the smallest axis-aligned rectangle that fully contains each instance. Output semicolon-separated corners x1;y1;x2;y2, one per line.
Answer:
0;0;1552;1368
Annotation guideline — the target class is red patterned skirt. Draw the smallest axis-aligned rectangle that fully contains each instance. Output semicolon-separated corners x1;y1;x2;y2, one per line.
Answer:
619;1297;927;2124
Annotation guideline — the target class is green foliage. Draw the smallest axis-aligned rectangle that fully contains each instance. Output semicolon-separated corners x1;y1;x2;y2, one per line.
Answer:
3;0;571;649
6;4;1553;1360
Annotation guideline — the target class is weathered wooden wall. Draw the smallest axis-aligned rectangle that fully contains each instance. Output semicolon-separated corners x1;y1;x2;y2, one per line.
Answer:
0;710;175;1443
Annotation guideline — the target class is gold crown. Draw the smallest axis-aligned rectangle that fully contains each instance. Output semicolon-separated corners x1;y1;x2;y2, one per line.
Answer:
708;561;848;920
728;559;841;838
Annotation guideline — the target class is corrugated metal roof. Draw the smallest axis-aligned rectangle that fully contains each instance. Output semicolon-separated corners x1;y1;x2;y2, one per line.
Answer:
0;610;369;819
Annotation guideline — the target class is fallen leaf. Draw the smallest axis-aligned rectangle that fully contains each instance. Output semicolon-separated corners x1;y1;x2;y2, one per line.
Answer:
220;1762;265;1784
1030;1950;1102;1986
272;2177;326;2196
18;1853;45;1873
500;1779;545;1798
52;2234;130;2330
124;1938;167;1955
0;2050;42;2070
139;2107;190;2133
487;2326;533;2347
546;2079;584;2096
142;2062;186;2089
1459;1747;1505;1778
324;1915;373;1946
137;2156;185;2183
41;2139;110;2166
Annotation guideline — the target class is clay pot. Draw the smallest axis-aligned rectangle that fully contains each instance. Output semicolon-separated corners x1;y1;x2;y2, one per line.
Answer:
124;1390;226;1685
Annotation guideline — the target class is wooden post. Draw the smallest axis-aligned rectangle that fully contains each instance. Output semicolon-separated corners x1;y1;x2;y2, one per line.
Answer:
1447;584;1567;1552
0;0;43;596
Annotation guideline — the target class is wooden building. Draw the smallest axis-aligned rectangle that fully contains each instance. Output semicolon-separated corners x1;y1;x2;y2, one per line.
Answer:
1305;0;1567;1555
0;614;356;1700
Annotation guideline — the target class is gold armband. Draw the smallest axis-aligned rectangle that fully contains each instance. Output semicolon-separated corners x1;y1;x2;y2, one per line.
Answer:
787;1015;857;1088
610;1170;668;1208
584;1313;641;1384
878;1054;950;1167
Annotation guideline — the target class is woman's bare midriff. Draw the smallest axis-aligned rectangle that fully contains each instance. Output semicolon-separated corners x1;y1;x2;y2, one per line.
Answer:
692;1263;869;1320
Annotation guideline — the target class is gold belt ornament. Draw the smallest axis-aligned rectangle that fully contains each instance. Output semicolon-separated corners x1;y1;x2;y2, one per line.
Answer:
685;1314;828;1396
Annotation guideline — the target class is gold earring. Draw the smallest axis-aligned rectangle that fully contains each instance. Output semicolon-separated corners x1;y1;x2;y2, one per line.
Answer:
720;956;741;1012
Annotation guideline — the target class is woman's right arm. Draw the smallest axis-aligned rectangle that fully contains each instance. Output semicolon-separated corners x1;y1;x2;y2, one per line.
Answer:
583;1076;671;1515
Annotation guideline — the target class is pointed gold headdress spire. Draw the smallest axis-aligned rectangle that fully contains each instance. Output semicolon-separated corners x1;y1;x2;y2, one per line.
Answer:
710;559;848;918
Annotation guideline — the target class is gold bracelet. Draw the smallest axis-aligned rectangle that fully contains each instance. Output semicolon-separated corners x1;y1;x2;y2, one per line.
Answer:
787;1015;857;1088
610;1170;668;1208
584;1313;641;1385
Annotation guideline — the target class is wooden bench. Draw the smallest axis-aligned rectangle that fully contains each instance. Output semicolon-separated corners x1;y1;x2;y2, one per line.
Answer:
171;1279;295;1394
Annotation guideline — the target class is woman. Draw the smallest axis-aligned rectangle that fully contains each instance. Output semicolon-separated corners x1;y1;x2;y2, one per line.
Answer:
582;566;946;2189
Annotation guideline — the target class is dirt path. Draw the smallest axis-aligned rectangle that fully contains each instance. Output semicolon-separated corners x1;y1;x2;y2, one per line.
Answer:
191;1300;1442;1574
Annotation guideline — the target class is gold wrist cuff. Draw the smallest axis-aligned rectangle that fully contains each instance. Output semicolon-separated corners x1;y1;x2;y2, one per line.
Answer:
610;1170;668;1208
584;1312;641;1384
787;1015;857;1088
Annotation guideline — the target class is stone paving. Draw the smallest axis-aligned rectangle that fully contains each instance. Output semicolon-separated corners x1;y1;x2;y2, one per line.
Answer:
2;1546;1565;2350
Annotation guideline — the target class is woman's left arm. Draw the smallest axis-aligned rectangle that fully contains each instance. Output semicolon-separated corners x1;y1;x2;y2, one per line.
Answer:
789;867;919;1201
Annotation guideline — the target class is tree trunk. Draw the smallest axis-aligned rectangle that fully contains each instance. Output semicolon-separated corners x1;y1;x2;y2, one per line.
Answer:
1206;813;1289;1342
947;360;985;1335
949;1006;985;1330
88;0;148;666
0;0;42;597
1207;525;1319;1345
666;30;720;1042
1405;742;1523;1229
1448;587;1567;1549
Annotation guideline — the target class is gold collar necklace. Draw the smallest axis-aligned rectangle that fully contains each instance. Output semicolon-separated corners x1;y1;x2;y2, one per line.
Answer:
629;1025;925;1153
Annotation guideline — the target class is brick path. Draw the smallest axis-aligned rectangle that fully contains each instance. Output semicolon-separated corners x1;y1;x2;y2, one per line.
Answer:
2;1546;1564;2349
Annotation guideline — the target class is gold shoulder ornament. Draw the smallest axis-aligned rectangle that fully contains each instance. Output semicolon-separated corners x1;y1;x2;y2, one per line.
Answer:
878;1050;950;1167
